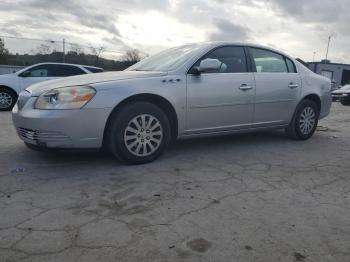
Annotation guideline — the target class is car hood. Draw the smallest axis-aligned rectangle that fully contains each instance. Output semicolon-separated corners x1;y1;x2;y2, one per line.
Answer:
333;85;350;93
0;73;16;81
26;70;167;96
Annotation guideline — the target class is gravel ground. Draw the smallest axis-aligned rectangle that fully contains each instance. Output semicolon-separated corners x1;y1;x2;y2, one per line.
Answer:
0;103;349;262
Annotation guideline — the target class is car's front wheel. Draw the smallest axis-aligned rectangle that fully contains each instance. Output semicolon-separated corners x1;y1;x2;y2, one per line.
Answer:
286;99;319;140
0;88;17;111
106;102;171;164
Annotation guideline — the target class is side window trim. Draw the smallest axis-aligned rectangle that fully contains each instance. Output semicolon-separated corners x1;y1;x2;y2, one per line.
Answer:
244;46;255;73
248;47;291;74
187;45;250;74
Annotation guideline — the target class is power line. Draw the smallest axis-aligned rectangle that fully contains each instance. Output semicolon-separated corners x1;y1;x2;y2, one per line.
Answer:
0;34;123;55
0;35;57;43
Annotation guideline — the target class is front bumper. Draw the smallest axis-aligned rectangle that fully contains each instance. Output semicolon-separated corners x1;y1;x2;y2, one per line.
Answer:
12;97;111;149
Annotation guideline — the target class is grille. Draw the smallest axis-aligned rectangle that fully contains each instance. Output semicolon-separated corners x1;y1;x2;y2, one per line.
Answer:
17;127;70;143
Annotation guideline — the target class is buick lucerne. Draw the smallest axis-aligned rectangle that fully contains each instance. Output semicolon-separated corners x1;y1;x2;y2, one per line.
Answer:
12;42;332;164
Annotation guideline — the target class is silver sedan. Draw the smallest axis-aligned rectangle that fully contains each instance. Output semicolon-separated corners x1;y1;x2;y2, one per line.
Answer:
12;42;332;164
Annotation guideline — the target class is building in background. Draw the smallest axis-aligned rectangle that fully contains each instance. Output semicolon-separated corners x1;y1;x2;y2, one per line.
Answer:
0;65;24;75
308;61;350;89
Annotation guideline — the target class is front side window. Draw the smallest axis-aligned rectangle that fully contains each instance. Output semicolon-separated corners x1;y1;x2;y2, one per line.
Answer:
190;46;247;74
250;48;288;73
25;65;55;77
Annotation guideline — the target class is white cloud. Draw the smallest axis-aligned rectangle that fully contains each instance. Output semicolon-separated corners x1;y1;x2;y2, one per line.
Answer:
0;0;349;62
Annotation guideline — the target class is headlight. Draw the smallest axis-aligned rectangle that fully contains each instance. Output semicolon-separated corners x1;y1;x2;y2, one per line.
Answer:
35;86;96;110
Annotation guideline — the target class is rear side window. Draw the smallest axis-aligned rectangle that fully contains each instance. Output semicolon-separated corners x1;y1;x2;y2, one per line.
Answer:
286;58;297;73
84;67;104;73
250;48;288;73
53;65;86;77
190;46;247;73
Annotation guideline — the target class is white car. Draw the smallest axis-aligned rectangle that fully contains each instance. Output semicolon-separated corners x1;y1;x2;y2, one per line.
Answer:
13;42;332;164
0;63;103;111
332;84;350;105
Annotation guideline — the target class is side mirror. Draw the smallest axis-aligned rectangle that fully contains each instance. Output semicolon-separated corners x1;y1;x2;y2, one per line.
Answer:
19;71;31;77
198;58;222;73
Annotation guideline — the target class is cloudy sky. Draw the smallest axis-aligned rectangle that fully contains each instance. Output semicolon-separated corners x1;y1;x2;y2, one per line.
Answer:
0;0;349;62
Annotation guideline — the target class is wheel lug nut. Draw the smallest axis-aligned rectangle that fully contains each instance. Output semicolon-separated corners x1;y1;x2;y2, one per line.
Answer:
141;139;144;142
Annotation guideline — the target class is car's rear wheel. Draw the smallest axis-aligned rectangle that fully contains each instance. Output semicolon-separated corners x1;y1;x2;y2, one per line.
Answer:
0;88;17;111
106;102;171;164
286;99;319;140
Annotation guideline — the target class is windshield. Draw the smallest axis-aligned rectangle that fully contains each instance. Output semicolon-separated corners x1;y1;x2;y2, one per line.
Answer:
126;44;202;72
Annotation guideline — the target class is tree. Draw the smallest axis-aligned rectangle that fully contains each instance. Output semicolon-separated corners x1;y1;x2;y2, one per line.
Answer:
69;43;83;55
0;38;9;63
122;49;142;63
34;44;52;55
89;45;105;66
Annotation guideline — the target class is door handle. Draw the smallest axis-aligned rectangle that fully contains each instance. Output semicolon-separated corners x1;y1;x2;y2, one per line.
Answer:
288;83;299;89
239;84;253;91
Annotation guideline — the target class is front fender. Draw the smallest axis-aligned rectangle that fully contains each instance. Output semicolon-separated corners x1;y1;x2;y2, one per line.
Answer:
0;82;20;95
86;76;187;134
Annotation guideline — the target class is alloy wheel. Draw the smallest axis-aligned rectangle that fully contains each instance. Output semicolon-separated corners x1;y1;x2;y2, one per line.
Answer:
299;106;316;135
0;92;13;109
124;114;163;157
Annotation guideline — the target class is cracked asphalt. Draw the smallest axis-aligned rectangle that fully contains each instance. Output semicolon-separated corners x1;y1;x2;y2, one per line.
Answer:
0;103;349;262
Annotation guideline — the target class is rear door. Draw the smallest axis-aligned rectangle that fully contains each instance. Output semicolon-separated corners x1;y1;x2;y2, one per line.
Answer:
186;46;255;133
248;47;301;127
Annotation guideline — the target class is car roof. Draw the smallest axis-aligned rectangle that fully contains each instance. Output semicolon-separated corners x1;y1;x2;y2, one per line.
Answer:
30;62;103;70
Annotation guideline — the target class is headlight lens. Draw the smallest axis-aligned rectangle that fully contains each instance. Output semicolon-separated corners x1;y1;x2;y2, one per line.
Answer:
35;86;96;109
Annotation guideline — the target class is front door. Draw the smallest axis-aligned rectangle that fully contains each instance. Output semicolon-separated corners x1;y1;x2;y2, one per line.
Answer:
19;64;57;90
186;46;255;134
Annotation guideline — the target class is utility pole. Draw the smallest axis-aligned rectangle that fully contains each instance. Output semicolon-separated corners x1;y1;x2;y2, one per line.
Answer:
325;35;333;63
62;38;66;63
313;51;316;63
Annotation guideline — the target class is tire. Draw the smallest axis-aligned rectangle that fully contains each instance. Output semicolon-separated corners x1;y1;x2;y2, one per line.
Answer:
286;99;319;140
106;102;171;164
0;88;17;111
340;98;350;106
24;142;44;151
